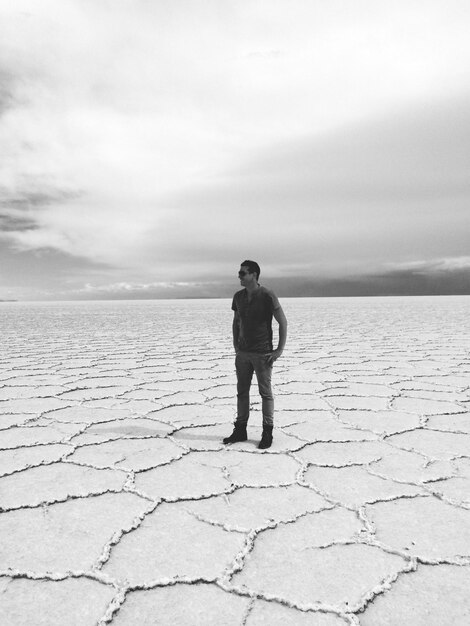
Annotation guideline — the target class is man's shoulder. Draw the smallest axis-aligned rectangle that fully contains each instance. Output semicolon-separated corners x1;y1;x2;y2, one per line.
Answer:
259;285;275;295
232;288;245;310
259;286;281;309
233;288;246;300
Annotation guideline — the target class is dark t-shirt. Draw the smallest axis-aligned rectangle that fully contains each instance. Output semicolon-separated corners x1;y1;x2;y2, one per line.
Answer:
232;285;281;353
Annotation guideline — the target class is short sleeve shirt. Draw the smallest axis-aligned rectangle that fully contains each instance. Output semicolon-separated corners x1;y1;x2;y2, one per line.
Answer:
232;285;281;353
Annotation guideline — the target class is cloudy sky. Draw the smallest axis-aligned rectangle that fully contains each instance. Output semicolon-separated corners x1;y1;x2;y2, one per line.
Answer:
1;0;469;300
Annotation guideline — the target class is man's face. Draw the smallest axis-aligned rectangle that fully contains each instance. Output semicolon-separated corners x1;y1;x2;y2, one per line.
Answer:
238;265;254;286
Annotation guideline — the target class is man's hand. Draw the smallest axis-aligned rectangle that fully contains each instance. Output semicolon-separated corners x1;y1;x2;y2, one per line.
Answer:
266;349;282;366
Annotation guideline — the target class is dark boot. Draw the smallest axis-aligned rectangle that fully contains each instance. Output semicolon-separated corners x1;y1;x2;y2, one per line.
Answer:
258;425;273;449
223;424;247;444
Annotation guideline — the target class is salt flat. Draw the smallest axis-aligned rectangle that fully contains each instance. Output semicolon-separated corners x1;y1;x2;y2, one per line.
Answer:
1;296;469;625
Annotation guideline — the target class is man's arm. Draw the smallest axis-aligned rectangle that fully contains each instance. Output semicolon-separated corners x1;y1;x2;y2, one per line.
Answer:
232;311;240;352
267;306;287;365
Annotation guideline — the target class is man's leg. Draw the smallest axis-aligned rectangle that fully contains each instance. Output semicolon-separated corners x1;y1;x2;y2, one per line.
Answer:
253;355;274;427
235;351;254;426
253;354;274;449
223;351;253;444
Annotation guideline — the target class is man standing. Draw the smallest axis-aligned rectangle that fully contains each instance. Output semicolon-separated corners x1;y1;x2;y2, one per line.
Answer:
223;260;287;449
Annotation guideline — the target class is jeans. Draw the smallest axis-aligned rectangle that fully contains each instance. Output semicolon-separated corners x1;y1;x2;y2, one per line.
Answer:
235;351;274;427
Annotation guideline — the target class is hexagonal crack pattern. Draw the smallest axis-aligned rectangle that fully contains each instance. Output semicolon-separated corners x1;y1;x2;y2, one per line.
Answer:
1;297;469;624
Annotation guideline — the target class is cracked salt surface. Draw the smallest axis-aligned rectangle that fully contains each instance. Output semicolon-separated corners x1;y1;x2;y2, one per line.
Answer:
1;296;470;624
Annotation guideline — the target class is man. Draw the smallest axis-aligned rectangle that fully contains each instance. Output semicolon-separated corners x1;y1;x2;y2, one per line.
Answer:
223;260;287;449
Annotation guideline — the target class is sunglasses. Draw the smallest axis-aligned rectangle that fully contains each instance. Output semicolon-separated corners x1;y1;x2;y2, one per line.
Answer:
238;270;251;277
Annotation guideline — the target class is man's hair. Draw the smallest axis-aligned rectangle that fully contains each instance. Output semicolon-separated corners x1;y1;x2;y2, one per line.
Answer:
241;260;261;280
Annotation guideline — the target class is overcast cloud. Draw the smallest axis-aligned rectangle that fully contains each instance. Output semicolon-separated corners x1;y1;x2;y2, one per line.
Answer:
1;0;469;299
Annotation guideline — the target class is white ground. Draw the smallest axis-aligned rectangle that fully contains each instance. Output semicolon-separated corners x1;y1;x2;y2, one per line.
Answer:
0;297;469;625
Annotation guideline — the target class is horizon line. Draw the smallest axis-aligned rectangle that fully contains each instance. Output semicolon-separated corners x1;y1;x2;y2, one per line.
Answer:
3;293;470;303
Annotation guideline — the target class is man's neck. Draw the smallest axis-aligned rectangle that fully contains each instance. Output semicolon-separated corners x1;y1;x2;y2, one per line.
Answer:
245;282;260;295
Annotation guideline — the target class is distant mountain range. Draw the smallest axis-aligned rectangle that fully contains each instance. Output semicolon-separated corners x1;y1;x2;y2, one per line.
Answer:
268;269;470;298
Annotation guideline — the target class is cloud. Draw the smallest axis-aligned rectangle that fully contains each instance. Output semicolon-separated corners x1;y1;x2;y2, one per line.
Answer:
2;91;470;283
82;281;203;293
31;255;470;300
53;279;233;301
1;1;470;298
142;93;470;279
385;256;470;274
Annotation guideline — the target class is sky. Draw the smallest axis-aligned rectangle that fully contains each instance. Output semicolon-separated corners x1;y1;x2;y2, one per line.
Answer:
1;0;469;300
